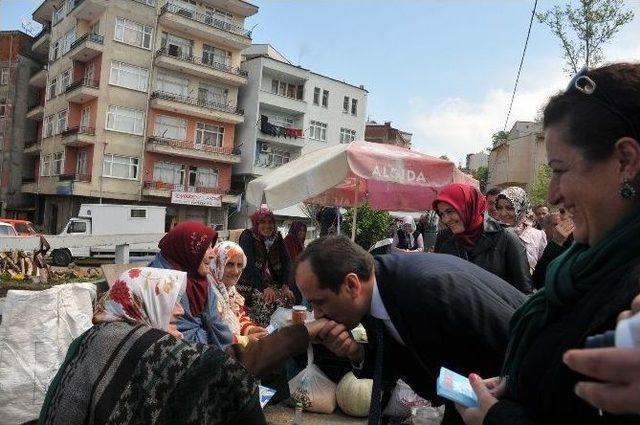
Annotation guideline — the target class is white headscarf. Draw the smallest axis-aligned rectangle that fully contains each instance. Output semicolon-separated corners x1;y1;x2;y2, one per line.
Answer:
208;241;247;335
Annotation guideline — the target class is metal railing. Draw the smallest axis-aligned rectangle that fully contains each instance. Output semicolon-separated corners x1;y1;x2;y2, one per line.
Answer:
33;26;50;43
155;48;248;77
22;177;37;184
161;3;252;38
61;126;96;136
69;32;104;52
24;140;41;149
150;91;244;116
59;173;91;182
143;181;228;194
147;136;236;155
66;78;99;92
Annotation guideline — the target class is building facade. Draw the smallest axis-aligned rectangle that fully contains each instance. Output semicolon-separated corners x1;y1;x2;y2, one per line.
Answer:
0;31;44;220
487;121;547;191
26;0;257;233
232;44;367;226
364;120;412;149
465;151;488;171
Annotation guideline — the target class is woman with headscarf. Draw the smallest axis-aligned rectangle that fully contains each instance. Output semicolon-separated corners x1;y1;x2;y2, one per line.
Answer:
433;183;532;293
148;221;232;347
238;207;294;326
496;186;548;273
392;215;424;252
283;221;307;262
209;241;267;346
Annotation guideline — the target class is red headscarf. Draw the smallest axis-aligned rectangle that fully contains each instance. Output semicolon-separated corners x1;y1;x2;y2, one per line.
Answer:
433;183;487;249
158;221;217;316
284;221;307;261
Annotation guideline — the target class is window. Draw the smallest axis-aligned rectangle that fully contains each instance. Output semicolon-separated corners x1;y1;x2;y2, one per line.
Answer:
313;87;320;105
161;32;193;58
68;221;87;233
255;143;292;168
154;115;186;140
60;69;71;92
76;149;88;175
103;154;139;179
153;161;184;185
57;110;68;133
270;79;303;100
130;209;147;218
50;40;60;61
322;90;329;108
0;103;5;118
80;107;91;129
44;115;54;138
106;105;145;135
62;28;76;55
47;77;57;99
340;128;357;144
195;122;224;147
52;152;64;175
155;72;188;96
198;84;228;106
114;17;153;49
192;167;218;188
40;154;51;176
202;44;231;67
309;120;327;142
0;68;8;85
343;96;349;113
90;21;100;35
109;61;149;92
351;98;358;116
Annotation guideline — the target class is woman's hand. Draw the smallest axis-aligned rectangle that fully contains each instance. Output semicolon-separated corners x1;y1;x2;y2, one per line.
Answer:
247;326;269;340
263;287;276;303
304;318;329;342
283;287;295;303
456;374;499;425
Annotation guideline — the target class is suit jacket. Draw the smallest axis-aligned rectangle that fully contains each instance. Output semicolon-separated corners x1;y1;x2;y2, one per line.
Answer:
355;253;525;422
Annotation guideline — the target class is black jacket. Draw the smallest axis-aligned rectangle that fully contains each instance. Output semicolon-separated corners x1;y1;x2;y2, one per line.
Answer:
485;257;640;425
531;236;573;290
355;253;526;424
434;220;533;294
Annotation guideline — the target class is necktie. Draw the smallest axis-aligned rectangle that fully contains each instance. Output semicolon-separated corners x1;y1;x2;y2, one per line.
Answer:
368;318;384;425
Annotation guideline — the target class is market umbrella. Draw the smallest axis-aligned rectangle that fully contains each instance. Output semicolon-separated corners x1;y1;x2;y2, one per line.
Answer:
246;140;478;239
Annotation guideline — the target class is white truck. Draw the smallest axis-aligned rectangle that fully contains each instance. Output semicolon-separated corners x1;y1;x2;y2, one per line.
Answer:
50;204;167;266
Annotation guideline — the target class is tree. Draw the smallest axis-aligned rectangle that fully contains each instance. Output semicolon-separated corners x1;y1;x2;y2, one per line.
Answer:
472;166;489;193
529;163;553;206
491;131;510;147
536;0;634;74
342;203;394;251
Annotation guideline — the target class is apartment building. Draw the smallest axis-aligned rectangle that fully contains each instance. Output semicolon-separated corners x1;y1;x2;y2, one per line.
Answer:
364;120;412;149
0;31;44;220
232;44;367;225
26;0;257;233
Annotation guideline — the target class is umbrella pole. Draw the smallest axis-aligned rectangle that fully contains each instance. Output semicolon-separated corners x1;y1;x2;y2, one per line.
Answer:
351;178;360;241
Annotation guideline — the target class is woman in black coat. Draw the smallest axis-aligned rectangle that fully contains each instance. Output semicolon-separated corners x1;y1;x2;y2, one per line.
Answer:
433;183;532;294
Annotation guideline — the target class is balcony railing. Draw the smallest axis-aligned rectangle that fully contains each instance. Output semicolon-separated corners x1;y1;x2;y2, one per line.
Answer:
143;181;228;194
61;126;96;136
150;91;243;116
161;3;252;38
155;48;248;78
33;25;50;43
66;78;99;92
59;173;91;182
69;32;104;52
147;136;236;155
22;177;37;184
27;101;44;110
24;139;41;149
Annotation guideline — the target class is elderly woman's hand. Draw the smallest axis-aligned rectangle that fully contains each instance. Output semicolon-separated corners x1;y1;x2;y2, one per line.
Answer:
263;287;276;303
282;287;295;303
455;374;499;425
247;326;268;340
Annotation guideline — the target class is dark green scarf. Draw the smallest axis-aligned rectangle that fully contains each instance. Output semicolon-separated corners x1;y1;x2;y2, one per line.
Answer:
502;202;640;395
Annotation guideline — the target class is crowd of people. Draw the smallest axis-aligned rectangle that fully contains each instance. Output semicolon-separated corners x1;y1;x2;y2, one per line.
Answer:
36;62;640;425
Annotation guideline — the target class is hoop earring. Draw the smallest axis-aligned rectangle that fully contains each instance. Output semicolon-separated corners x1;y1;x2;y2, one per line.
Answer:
619;178;637;200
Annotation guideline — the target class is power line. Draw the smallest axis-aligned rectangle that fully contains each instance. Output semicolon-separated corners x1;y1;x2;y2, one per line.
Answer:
503;0;538;132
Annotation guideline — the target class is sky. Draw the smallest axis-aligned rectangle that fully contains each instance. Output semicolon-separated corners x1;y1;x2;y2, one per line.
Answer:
2;0;639;165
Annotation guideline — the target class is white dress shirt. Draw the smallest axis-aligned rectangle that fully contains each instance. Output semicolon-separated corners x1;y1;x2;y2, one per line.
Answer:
370;279;406;346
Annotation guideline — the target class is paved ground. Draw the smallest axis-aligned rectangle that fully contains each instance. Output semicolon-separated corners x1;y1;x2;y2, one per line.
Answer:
264;403;367;424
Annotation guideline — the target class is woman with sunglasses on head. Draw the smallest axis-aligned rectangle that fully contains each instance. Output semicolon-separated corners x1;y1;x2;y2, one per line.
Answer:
457;64;640;425
433;183;533;294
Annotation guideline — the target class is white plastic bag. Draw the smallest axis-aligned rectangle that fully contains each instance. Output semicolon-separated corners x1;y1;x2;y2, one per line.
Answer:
0;283;96;425
383;379;430;418
269;307;292;331
288;346;337;414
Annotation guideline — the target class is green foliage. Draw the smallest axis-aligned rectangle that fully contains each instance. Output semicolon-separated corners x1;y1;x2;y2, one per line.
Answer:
491;131;510;146
472;166;489;193
536;0;634;74
529;163;553;207
342;203;394;250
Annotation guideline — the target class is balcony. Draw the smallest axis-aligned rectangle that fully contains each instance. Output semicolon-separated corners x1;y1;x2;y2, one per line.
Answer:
26;103;45;120
24;140;42;156
21;177;38;194
69;0;106;21
154;48;248;86
150;91;244;124
258;90;307;115
258;117;305;148
159;3;252;50
146;136;241;164
65;79;99;103
142;181;238;203
29;68;47;87
59;173;91;183
32;27;51;56
68;33;104;62
33;0;54;25
61;126;95;146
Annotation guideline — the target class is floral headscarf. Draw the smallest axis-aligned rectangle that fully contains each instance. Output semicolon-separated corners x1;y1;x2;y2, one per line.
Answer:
94;267;186;332
209;241;247;335
497;186;532;230
250;206;277;249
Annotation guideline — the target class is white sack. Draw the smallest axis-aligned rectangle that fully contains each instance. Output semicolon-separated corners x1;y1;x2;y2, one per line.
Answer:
288;346;337;414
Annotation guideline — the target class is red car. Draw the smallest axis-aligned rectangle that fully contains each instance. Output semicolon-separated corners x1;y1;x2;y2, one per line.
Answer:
0;219;38;236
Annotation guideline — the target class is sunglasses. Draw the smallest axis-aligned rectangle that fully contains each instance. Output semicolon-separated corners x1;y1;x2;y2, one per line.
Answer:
565;67;640;141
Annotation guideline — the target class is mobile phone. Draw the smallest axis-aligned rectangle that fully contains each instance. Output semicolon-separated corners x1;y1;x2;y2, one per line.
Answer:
436;367;478;407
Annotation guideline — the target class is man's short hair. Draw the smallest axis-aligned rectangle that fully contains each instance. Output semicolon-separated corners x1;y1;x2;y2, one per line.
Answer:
541;212;560;227
534;204;548;211
485;187;501;197
296;235;374;293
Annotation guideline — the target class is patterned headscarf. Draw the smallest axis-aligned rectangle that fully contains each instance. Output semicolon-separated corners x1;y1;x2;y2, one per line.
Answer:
94;267;187;332
209;241;247;335
433;183;487;249
497;186;531;230
158;221;217;316
250;206;277;249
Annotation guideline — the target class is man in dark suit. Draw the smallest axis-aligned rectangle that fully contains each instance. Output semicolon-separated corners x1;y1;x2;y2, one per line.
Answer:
295;236;525;425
